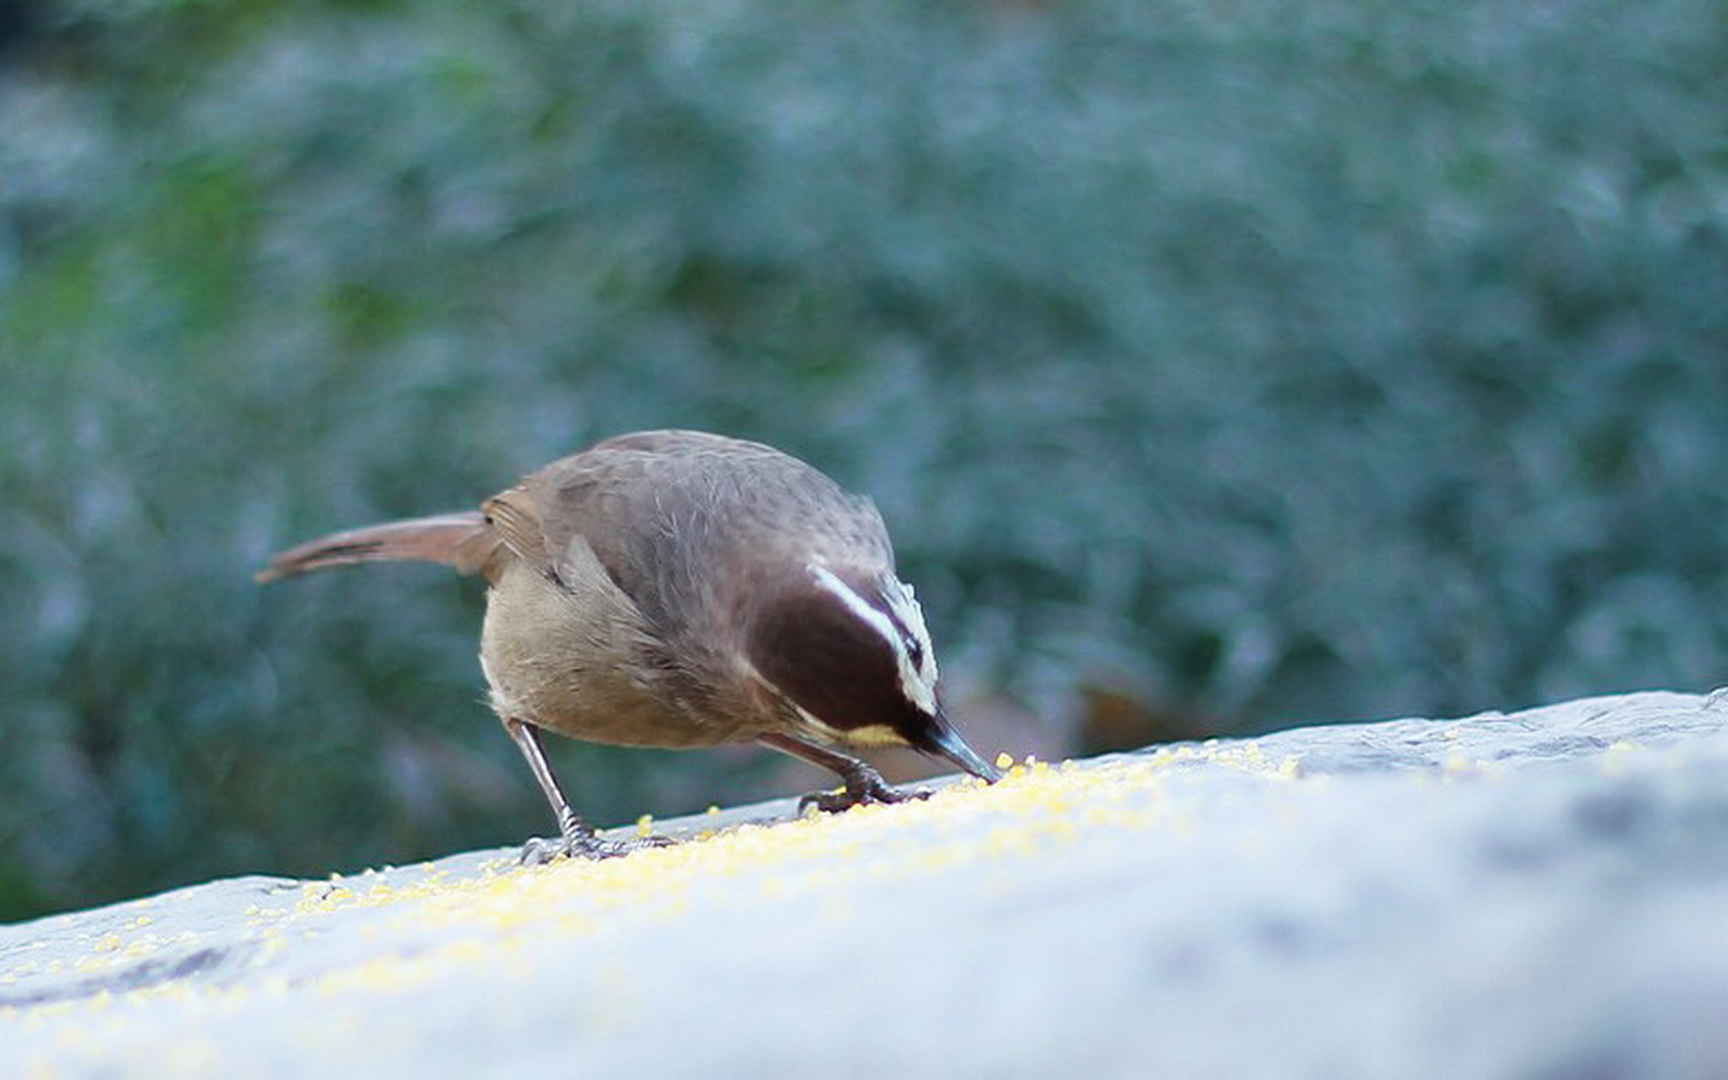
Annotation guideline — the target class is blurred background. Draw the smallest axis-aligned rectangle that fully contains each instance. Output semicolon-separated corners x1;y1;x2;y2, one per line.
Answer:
2;0;1724;922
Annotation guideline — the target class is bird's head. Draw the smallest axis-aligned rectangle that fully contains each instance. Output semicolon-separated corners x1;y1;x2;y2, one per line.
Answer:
747;561;1001;783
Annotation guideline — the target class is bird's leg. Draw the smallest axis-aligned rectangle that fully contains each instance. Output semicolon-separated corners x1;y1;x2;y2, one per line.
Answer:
504;718;674;864
756;732;931;814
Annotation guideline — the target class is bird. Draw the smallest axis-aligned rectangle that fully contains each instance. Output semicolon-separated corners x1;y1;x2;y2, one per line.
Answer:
257;429;1001;861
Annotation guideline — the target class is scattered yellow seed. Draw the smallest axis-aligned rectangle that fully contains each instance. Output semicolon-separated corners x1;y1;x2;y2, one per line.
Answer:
1;747;1238;1028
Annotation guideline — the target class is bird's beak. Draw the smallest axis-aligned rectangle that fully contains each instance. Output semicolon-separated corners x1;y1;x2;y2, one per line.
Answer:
920;711;1002;783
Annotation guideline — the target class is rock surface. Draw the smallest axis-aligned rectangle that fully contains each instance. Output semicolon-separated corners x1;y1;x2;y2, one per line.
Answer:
5;690;1728;1078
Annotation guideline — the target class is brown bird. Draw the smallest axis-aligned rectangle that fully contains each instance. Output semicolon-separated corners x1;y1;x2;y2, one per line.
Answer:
258;429;1000;861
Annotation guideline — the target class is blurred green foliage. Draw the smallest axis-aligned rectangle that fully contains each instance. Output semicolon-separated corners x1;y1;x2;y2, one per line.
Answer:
1;0;1725;920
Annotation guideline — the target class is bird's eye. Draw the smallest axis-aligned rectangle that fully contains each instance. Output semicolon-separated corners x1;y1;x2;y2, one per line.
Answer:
905;637;924;667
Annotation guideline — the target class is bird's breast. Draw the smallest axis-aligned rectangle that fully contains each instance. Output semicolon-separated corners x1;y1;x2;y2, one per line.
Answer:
477;560;763;748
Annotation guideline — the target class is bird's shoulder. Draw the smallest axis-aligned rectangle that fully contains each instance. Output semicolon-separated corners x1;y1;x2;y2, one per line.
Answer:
491;430;894;625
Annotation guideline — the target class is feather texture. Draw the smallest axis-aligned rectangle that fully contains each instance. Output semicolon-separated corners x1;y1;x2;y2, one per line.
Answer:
254;511;497;583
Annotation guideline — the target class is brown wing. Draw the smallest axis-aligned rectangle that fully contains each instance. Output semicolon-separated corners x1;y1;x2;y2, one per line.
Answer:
518;430;894;635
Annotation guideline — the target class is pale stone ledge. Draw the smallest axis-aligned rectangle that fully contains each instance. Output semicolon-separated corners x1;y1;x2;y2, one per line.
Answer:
3;689;1727;1077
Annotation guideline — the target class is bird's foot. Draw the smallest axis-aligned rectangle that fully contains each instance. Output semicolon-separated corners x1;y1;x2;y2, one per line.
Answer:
516;830;677;866
798;776;932;815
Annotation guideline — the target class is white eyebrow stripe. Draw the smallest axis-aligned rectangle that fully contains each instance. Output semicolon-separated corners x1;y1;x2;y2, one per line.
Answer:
809;564;900;647
808;563;938;714
881;583;937;683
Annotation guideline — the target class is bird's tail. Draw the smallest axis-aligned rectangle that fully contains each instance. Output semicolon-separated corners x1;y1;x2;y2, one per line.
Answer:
256;511;496;583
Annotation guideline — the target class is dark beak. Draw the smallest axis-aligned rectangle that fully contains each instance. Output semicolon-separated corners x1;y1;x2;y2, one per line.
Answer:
919;712;1002;783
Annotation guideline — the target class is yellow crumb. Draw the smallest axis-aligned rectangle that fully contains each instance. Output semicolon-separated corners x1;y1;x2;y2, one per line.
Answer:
636;814;654;837
2;748;1277;1035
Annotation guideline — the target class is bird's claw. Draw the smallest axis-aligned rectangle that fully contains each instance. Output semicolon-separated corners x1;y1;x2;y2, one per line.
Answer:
517;831;677;866
798;780;932;815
